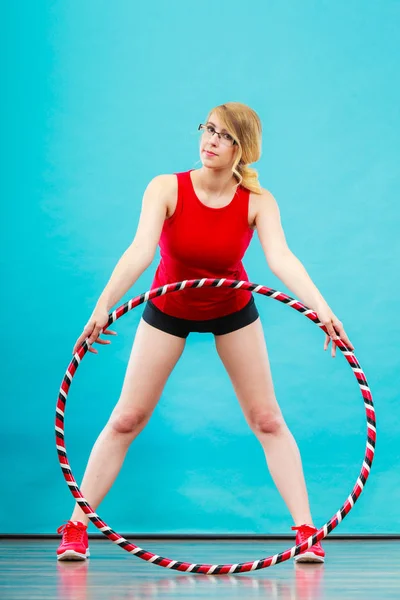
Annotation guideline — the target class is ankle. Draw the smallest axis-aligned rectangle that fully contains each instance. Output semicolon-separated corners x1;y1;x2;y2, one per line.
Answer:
70;516;88;527
293;518;315;526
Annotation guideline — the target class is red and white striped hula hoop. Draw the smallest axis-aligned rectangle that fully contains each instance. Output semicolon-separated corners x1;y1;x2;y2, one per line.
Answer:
56;278;375;574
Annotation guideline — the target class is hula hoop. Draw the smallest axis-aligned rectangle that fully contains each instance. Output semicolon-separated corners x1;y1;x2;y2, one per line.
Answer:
55;278;375;574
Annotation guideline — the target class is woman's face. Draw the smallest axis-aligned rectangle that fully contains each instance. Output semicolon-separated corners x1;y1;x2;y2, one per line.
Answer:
199;113;239;169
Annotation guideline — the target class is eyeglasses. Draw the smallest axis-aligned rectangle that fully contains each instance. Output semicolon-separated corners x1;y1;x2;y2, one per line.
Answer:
198;123;237;147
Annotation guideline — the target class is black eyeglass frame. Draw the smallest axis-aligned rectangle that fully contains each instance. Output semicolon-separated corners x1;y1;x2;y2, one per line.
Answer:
198;123;237;146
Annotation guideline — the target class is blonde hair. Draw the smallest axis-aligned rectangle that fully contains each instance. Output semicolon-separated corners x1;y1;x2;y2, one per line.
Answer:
205;102;263;195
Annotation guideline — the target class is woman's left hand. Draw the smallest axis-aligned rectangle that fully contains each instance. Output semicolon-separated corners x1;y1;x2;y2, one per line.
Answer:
314;302;354;358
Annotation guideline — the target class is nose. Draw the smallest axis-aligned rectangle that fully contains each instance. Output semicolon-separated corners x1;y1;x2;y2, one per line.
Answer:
210;132;219;145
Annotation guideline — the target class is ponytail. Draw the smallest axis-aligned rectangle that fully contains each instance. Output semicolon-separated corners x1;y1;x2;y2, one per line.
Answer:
233;162;262;195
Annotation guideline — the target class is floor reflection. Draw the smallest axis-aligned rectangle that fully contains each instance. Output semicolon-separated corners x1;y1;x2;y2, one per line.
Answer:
56;559;325;600
2;539;400;600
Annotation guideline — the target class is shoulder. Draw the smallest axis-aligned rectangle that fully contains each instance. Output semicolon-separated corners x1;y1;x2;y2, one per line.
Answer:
249;186;277;204
249;187;279;226
143;174;178;219
146;173;177;198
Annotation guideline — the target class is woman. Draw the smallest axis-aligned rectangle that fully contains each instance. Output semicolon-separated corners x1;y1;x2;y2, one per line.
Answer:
57;102;353;563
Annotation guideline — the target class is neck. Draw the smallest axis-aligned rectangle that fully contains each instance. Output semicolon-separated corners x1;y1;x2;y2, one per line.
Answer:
194;166;237;196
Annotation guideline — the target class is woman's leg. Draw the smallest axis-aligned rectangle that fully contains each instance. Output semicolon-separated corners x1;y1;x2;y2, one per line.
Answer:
214;318;313;526
70;319;186;524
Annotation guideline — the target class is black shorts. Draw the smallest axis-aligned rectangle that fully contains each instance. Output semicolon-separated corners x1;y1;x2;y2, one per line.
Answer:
141;296;259;339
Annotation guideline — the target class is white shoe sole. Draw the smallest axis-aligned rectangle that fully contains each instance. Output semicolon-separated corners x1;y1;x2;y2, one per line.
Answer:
294;551;325;563
57;548;90;561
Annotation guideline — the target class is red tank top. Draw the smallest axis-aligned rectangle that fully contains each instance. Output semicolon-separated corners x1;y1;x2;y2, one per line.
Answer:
150;169;255;320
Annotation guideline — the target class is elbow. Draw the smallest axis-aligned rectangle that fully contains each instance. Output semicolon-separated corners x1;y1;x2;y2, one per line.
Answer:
127;242;156;269
267;249;293;276
140;250;156;269
269;261;282;277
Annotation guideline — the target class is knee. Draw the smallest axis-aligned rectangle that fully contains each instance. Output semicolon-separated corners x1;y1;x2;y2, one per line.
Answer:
249;411;285;436
108;408;149;435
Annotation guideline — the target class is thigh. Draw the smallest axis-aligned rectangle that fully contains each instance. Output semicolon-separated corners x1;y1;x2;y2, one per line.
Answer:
214;318;281;422
112;318;186;419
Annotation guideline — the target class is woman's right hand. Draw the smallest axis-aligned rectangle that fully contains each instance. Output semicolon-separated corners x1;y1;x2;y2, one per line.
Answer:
72;306;117;356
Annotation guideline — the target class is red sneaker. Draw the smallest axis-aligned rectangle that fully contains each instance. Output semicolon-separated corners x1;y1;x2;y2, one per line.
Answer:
56;521;90;561
292;524;325;563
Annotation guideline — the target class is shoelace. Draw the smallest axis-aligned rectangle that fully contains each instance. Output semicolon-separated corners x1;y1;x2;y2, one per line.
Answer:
57;521;86;542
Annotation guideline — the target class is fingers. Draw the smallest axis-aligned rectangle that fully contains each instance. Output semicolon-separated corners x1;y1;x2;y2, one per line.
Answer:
323;334;337;357
324;320;338;343
72;329;91;355
333;323;354;351
325;323;338;358
322;316;354;358
87;326;102;346
72;325;117;356
82;333;100;355
323;334;330;351
90;328;117;347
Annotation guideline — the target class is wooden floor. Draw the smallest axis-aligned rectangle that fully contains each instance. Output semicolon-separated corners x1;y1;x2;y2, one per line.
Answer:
1;539;399;599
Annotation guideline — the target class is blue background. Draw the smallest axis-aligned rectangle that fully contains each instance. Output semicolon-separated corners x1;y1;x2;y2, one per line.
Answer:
2;1;399;534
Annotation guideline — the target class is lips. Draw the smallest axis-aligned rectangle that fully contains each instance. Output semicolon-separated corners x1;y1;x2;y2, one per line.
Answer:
204;150;217;156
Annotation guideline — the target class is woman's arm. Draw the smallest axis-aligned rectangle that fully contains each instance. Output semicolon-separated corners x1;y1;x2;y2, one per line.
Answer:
255;189;354;356
96;174;177;312
71;174;177;355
